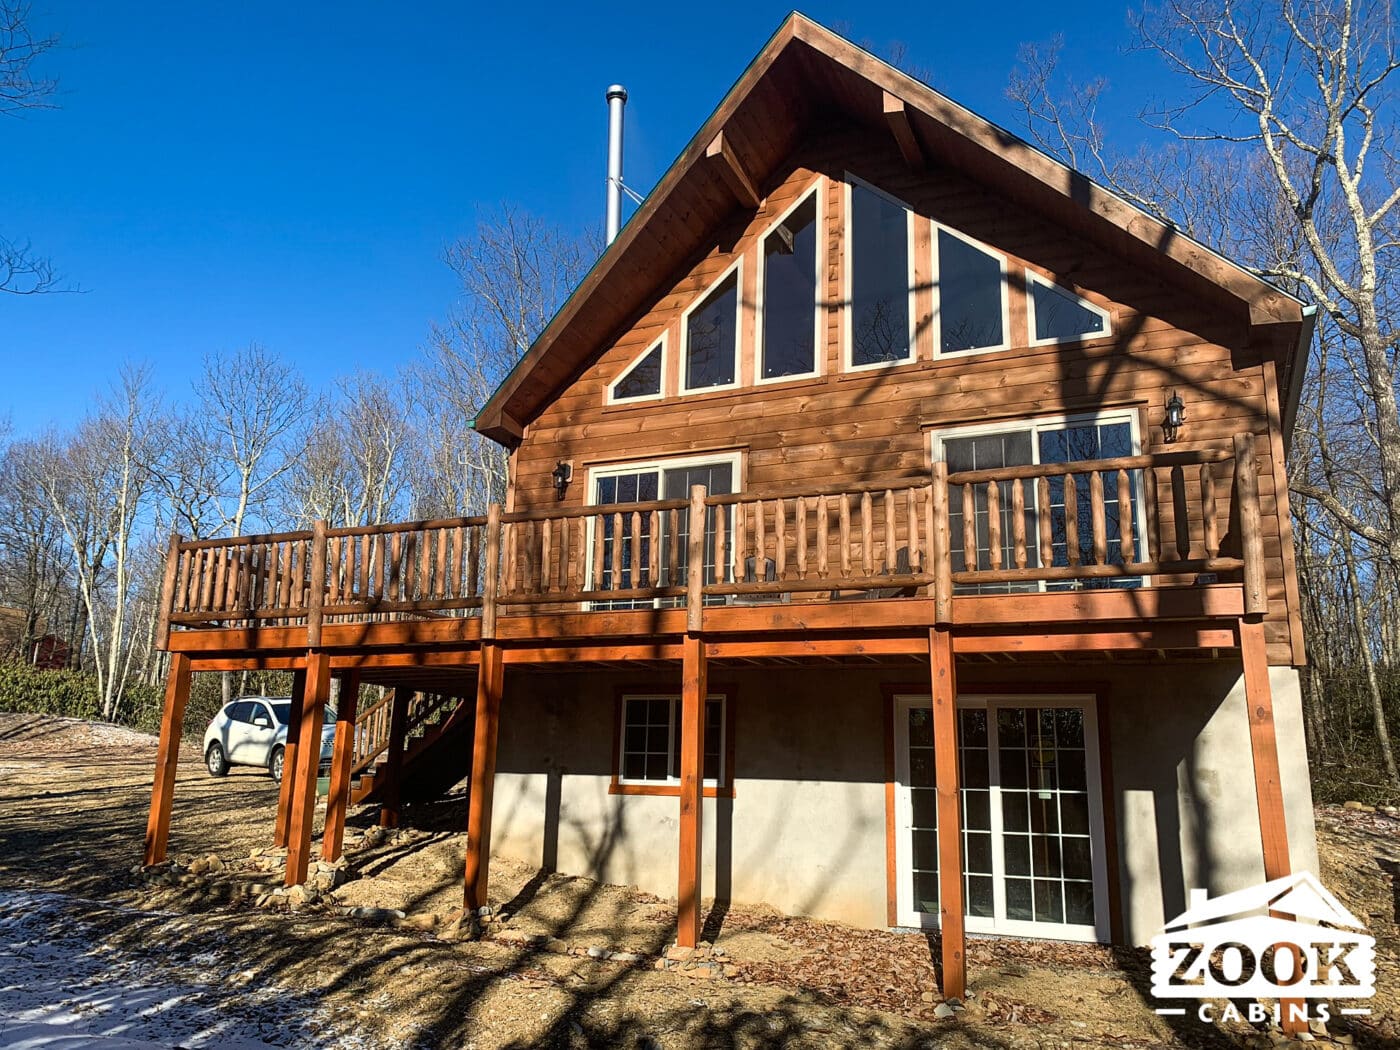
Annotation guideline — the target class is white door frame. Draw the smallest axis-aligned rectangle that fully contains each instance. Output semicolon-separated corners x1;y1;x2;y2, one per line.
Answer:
892;692;1111;943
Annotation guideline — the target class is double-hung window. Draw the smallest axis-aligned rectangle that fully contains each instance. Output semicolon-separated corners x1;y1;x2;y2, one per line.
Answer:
616;693;726;788
931;413;1145;594
589;454;738;609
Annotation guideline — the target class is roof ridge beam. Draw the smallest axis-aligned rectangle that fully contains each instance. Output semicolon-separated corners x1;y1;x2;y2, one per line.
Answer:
706;130;761;210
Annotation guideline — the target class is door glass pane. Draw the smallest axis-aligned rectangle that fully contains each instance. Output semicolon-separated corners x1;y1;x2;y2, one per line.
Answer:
997;705;1095;929
850;183;911;366
662;463;734;604
906;706;938;916
593;470;660;610
1038;421;1141;589
762;194;818;379
944;431;1038;594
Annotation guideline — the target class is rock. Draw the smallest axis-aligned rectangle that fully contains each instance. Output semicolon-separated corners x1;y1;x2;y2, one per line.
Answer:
545;938;569;953
586;946;609;959
666;945;694;962
920;991;936;1004
1381;805;1399;817
402;912;439;931
934;1002;956;1020
348;906;406;923
611;951;642;964
1342;800;1374;811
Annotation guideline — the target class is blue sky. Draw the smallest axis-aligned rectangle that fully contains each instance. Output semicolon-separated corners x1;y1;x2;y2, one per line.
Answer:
1;2;1170;437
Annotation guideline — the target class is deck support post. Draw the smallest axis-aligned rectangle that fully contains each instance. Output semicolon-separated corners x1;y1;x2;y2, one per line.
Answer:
676;633;707;948
273;667;308;848
1239;616;1305;1034
143;652;193;866
285;650;331;887
379;687;410;829
322;671;361;862
930;625;966;999
464;643;504;913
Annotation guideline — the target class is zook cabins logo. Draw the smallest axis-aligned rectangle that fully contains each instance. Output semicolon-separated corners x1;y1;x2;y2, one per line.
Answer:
1150;871;1376;1025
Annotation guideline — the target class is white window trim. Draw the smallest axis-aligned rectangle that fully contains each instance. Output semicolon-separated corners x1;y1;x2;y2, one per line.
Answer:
1025;270;1113;348
842;173;917;373
755;178;825;386
679;258;744;395
584;450;744;606
605;333;668;405
930;221;1012;359
927;409;1149;588
617;692;726;788
891;692;1110;943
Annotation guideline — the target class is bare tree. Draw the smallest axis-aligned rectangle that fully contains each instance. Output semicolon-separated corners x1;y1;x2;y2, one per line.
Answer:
28;367;156;719
422;207;596;510
1;2;63;294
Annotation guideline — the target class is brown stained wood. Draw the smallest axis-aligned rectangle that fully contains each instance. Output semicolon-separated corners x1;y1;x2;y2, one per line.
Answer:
861;491;874;574
482;506;501;640
211;549;228;614
1090;473;1107;566
610;513;623;590
882;91;924;168
322;671;361;862
452;526;466;598
1036;479;1053;569
1171;466;1191;561
1235;433;1268;617
379;688;410;829
274;668;308;849
986;482;1002;570
285;650;331;887
677;633;708;948
948;448;1229;485
731;502;745;584
667;506;682;588
307;521;328;648
816;496;829;578
906;488;920;573
155;534;181;650
143;652;192;865
796;497;809;579
961;484;976;572
359;534;371;600
883;490;896;571
687;485;706;632
389;533;404;602
775;498;788;578
839;495;852;575
435;528;449;599
1010;479;1027;569
468;527;481;599
375;533;388;601
931;463;952;622
630;512;643;590
930;626;966;999
464;644;504;912
706;130;761;209
1117;470;1135;562
593;513;606;592
1143;468;1161;562
713;503;727;585
754;499;767;567
1064;474;1080;567
1239;616;1291;880
417;529;431;599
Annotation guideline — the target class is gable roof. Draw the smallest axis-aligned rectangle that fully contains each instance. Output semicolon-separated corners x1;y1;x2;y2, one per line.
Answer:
1162;871;1364;933
473;12;1309;447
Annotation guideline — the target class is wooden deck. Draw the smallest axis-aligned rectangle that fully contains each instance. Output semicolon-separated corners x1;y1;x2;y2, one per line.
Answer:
154;435;1267;665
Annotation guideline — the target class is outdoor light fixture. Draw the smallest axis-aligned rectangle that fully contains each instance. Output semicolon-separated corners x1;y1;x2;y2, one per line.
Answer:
1163;391;1187;443
552;461;573;500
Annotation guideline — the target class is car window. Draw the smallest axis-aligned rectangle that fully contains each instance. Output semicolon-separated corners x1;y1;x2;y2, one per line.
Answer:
247;702;273;726
271;702;292;726
225;701;253;724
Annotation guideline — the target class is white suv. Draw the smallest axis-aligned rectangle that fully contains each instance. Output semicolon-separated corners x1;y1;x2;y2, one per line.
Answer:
202;696;336;783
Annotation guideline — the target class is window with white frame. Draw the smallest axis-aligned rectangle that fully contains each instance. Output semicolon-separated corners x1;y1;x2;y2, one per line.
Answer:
931;413;1144;594
934;227;1007;355
847;179;913;368
759;188;821;381
589;454;737;609
683;266;740;392
618;694;725;785
609;337;665;403
1027;271;1112;346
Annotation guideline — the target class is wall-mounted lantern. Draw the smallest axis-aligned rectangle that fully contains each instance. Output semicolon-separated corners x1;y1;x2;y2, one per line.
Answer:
552;461;573;500
1163;391;1187;443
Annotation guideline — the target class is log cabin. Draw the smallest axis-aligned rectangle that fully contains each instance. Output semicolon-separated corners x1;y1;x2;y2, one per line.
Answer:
144;14;1320;1000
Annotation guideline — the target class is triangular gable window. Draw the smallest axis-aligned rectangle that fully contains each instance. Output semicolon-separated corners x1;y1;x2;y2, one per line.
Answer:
935;227;1007;355
609;338;664;402
1027;273;1111;346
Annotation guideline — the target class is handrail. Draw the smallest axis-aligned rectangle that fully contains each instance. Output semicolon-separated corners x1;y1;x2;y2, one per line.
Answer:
154;433;1270;643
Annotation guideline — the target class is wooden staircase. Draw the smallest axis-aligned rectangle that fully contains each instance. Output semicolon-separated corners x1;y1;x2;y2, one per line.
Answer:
348;687;475;808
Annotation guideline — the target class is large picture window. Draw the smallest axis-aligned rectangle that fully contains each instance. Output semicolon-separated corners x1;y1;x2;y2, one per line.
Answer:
759;189;821;381
682;266;741;392
847;179;913;368
931;413;1144;594
934;227;1007;355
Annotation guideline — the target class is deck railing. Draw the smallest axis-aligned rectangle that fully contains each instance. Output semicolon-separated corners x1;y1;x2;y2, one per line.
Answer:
155;433;1267;645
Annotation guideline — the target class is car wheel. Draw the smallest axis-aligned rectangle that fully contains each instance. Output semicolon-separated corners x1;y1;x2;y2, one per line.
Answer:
269;745;285;783
205;742;230;777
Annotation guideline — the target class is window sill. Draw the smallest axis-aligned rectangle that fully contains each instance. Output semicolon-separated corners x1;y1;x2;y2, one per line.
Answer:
609;780;735;799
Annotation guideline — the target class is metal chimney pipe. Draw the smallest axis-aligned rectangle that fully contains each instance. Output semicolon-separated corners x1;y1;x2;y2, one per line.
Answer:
605;84;628;244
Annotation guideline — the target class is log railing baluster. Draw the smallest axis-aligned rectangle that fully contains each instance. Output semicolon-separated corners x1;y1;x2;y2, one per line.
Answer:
884;489;897;572
1090;472;1107;565
839;494;852;576
816;496;829;578
796;497;808;579
860;491;874;574
986;482;1002;570
1011;479;1027;569
712;504;726;585
961;483;976;573
754;499;767;576
667;506;681;588
774;498;787;580
1144;467;1161;563
1200;462;1219;558
468;527;480;599
1037;479;1053;570
435;528;448;598
906;488;920;573
1171;465;1190;561
931;463;951;621
1064;474;1080;567
1118;469;1135;564
630;511;643;589
593;514;607;591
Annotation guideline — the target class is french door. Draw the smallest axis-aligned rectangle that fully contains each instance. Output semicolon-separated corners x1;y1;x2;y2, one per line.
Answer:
892;694;1110;942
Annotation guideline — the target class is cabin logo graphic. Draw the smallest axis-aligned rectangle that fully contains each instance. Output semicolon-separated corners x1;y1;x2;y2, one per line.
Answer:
1150;871;1375;1012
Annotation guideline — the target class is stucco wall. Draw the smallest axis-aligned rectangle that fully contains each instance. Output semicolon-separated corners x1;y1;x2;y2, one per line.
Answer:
486;662;1317;945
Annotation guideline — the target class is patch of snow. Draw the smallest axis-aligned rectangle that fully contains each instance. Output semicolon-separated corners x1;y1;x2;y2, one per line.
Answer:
0;890;372;1050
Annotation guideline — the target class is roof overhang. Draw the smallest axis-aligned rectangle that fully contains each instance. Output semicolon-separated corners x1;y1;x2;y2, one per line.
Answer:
473;12;1308;448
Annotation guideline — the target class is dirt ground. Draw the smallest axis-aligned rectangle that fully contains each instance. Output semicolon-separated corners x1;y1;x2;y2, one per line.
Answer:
0;712;1396;1049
